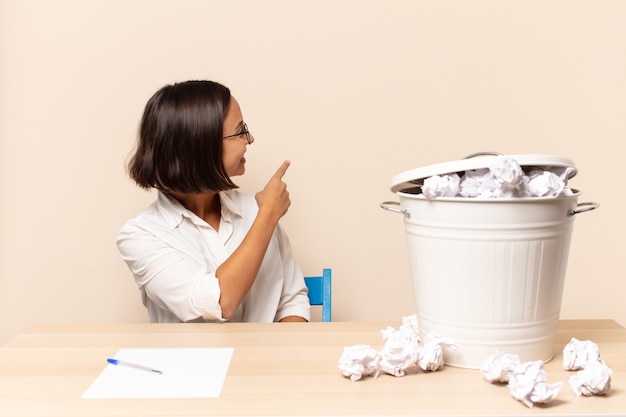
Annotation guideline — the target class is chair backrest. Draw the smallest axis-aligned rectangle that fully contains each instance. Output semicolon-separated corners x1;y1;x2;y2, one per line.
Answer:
304;268;332;322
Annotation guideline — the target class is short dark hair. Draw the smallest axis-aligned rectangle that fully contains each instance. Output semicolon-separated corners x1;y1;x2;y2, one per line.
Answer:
128;80;238;193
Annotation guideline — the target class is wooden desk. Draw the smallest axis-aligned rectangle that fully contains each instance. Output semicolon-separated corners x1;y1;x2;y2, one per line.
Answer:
0;320;624;416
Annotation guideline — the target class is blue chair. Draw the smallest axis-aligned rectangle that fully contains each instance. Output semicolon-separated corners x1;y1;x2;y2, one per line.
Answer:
304;268;332;322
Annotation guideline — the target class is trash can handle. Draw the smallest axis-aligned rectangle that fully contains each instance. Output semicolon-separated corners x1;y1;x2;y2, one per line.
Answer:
463;151;502;159
379;201;410;218
568;202;600;216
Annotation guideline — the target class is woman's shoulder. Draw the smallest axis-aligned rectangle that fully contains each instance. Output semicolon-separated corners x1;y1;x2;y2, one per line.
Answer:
117;193;180;235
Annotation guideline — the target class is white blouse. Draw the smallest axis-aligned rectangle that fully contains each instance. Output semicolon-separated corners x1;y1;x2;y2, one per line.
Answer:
116;190;310;323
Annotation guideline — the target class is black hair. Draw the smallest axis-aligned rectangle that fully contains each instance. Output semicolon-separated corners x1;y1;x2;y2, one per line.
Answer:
128;80;237;193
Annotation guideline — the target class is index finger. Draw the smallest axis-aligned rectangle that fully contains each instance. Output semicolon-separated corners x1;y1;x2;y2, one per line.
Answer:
273;160;291;180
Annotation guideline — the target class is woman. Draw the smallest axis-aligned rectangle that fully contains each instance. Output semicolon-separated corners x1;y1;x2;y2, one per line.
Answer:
117;80;310;323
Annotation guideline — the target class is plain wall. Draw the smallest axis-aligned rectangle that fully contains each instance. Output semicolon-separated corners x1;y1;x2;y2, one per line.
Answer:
1;0;625;345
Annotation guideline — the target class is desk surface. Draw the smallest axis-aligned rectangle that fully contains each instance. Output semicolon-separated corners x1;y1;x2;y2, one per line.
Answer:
0;320;624;417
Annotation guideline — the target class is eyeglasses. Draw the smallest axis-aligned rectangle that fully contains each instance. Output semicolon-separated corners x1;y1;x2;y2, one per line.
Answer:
223;122;251;144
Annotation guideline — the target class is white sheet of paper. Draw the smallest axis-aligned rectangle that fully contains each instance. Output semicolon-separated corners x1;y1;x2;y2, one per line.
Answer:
82;348;234;399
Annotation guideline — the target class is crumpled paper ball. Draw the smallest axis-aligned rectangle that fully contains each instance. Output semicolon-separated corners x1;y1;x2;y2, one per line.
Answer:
416;333;454;372
569;360;612;397
400;314;419;337
459;168;497;197
480;351;521;383
563;337;604;371
526;170;566;197
337;344;380;381
448;155;526;198
378;325;419;377
422;173;461;198
489;156;525;193
508;360;563;408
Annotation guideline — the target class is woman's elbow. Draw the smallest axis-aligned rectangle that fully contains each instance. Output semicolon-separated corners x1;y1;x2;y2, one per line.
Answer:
219;300;237;320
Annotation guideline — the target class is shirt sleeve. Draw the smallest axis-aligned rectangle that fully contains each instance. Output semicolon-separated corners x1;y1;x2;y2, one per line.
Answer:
273;224;312;322
116;222;225;322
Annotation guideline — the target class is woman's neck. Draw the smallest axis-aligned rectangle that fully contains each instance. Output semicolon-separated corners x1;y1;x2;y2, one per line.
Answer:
169;191;221;230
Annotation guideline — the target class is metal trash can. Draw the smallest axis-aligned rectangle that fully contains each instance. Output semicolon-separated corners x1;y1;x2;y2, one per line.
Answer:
381;154;598;368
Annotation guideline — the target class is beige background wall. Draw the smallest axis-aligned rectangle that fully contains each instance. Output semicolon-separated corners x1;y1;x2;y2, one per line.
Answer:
1;0;624;344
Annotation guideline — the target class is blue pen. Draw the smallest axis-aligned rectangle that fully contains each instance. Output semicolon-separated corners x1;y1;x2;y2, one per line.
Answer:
106;358;164;374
